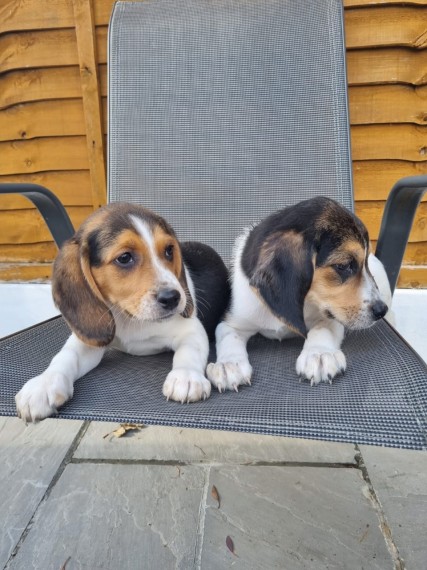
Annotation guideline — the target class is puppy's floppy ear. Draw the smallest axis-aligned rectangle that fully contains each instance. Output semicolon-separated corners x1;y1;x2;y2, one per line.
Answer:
52;236;115;346
178;256;194;318
249;231;313;337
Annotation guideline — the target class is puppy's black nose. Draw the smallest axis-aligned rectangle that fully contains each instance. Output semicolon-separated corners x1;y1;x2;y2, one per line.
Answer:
371;300;388;321
156;288;180;310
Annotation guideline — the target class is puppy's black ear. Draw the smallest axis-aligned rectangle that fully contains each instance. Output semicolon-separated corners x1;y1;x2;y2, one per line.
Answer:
248;231;313;337
52;237;115;346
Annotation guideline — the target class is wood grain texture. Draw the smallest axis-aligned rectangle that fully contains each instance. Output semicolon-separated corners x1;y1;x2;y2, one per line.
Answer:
347;48;427;86
351;124;427;162
0;137;89;175
345;6;427;49
349;85;427;125
0;207;91;244
73;0;107;208
0;0;426;285
0;99;85;142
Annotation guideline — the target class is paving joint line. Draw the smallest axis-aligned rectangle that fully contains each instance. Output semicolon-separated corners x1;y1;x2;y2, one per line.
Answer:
355;444;406;570
3;420;90;569
69;457;359;468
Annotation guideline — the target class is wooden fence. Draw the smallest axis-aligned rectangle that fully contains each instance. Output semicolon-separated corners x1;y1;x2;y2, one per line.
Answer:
0;0;426;286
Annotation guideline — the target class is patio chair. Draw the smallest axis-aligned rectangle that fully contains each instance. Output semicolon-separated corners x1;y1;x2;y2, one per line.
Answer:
1;0;426;449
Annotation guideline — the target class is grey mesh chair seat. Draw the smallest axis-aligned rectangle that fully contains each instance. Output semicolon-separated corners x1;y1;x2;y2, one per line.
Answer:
0;0;426;449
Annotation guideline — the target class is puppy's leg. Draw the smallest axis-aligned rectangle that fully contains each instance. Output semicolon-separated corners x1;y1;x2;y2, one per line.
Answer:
296;320;346;386
206;321;254;392
16;334;105;422
162;319;211;403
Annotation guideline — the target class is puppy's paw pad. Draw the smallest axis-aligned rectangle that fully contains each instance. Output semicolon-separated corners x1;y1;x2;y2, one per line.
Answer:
296;348;346;386
163;369;211;403
206;360;252;393
15;372;73;422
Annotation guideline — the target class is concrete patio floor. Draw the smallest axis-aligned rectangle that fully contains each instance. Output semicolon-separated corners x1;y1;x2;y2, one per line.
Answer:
0;285;426;569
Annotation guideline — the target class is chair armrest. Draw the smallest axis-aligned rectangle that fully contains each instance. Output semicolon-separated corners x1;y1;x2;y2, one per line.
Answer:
375;175;427;294
0;183;75;248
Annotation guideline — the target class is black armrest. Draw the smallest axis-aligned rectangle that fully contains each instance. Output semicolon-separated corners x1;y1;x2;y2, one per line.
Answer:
0;183;75;248
375;176;427;294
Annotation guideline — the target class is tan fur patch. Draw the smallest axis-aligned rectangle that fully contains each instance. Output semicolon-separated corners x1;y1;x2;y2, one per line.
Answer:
91;228;158;317
308;237;367;324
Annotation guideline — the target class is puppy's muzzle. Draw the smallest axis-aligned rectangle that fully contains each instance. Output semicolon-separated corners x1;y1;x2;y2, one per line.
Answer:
156;288;181;311
371;300;388;321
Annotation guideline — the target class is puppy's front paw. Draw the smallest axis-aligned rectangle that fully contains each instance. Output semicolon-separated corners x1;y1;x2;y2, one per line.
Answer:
162;368;211;403
296;347;346;386
15;372;73;422
206;359;252;393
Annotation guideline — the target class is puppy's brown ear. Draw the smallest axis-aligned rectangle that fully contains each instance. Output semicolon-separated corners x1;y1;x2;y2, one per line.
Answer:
178;259;194;318
52;237;115;346
248;231;313;337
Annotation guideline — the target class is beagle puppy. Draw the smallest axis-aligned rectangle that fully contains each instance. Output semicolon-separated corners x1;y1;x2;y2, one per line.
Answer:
207;196;392;391
15;203;230;422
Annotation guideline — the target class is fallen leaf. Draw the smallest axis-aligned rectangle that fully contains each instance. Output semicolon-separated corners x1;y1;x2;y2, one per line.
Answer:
226;535;238;556
60;556;71;570
103;423;146;439
211;484;220;508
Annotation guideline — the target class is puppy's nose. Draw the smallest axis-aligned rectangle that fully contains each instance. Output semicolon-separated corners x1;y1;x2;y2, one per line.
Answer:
371;300;388;321
156;288;180;310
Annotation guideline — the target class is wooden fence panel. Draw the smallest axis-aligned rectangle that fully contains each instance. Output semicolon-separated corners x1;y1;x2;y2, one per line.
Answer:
0;0;426;286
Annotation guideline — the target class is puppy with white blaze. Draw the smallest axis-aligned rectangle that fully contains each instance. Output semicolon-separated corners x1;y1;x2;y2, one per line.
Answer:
207;197;392;391
15;203;230;422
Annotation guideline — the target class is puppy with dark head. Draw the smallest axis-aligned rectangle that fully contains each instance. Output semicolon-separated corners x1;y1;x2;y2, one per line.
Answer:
16;203;230;422
207;197;391;391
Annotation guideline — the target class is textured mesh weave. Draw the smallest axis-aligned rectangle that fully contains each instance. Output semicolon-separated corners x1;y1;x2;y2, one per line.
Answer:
0;317;426;449
1;1;426;450
108;0;353;263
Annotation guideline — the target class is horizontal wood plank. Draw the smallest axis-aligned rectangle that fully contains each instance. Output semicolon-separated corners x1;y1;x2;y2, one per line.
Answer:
349;84;427;125
1;67;82;111
351;124;427;161
0;99;85;142
345;6;427;49
0;28;77;74
0;263;52;282
0;242;57;262
0;170;92;208
344;0;427;7
397;266;427;288
0;136;89;175
347;48;427;87
0;207;92;244
355;201;427;242
0;0;74;35
353;160;427;200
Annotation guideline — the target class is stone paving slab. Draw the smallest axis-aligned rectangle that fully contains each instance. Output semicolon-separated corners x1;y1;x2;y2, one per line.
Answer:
74;422;357;464
0;417;83;568
201;465;392;569
8;462;206;570
360;445;427;570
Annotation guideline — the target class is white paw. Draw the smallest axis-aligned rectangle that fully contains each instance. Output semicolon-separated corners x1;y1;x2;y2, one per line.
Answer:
15;372;73;422
296;347;346;386
162;368;211;403
206;360;252;393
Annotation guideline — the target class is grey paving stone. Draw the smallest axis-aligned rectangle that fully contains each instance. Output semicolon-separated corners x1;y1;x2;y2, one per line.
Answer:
360;445;427;570
75;422;357;464
8;462;206;570
0;417;83;568
201;465;392;569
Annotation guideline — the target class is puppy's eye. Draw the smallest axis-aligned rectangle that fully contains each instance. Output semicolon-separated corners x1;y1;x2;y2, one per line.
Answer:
165;244;174;261
334;262;352;272
332;260;356;277
115;252;134;266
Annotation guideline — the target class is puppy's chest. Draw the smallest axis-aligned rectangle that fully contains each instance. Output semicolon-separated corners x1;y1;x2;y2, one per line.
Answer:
111;321;173;356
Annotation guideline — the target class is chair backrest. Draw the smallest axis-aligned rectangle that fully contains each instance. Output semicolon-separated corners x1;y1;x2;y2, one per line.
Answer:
108;0;353;263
